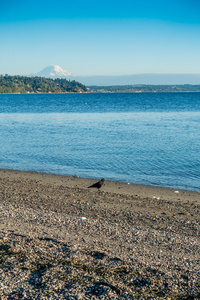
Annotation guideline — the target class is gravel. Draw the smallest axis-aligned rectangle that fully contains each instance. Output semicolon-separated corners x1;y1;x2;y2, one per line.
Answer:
0;174;199;299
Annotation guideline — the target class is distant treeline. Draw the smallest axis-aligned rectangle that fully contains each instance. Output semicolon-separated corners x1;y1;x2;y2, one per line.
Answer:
89;84;200;93
0;75;88;94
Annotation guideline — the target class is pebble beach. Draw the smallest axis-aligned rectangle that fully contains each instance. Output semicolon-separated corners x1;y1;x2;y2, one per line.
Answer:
0;168;199;299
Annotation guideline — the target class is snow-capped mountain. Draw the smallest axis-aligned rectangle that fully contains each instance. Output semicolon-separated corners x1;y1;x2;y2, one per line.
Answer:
36;65;72;78
30;66;200;85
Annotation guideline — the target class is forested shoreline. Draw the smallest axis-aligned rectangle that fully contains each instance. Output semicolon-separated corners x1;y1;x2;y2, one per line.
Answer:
89;84;200;93
0;75;88;93
1;75;200;94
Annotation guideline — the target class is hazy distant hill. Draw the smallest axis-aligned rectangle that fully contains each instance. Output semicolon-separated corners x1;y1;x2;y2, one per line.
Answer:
77;74;200;86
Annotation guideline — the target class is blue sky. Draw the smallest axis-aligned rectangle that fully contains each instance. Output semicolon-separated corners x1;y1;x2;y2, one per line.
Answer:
0;0;200;76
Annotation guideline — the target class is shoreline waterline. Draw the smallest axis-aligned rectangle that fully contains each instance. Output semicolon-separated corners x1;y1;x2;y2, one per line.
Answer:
0;93;199;192
0;168;199;204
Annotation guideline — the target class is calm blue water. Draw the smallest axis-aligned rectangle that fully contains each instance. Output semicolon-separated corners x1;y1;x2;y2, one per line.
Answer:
0;93;199;191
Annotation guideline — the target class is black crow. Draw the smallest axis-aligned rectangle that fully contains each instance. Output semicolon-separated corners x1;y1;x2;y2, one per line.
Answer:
88;178;105;189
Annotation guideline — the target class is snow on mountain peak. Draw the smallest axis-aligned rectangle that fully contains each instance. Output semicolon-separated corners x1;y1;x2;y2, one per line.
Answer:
36;65;72;78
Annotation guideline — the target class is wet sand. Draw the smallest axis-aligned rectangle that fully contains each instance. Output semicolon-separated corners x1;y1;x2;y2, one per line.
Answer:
0;168;199;299
0;168;199;203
